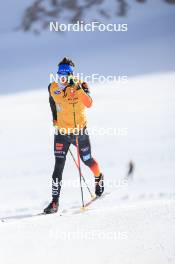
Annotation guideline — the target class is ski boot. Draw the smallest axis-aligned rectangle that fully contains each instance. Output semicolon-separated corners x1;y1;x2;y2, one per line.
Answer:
44;200;58;214
95;173;104;197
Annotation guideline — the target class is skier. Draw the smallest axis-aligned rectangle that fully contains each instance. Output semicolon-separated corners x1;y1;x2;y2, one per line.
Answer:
44;57;104;214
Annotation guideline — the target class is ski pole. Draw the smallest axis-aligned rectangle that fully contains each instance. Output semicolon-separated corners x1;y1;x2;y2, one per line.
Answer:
69;148;94;198
71;95;87;208
75;136;85;208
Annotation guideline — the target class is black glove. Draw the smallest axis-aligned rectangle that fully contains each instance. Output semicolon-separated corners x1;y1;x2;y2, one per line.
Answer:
68;76;82;90
76;84;82;90
68;77;75;86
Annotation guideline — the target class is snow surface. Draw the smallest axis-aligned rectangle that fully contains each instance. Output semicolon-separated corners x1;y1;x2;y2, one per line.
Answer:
0;73;175;263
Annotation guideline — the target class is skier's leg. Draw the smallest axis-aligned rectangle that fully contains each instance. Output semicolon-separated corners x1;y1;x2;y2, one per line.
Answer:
78;133;101;176
44;133;70;214
77;133;104;196
52;133;70;202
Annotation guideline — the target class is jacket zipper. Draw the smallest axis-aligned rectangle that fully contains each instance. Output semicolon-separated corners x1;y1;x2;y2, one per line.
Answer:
72;103;77;128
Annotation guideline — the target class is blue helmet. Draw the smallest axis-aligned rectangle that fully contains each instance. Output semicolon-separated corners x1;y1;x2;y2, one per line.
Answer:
57;64;74;75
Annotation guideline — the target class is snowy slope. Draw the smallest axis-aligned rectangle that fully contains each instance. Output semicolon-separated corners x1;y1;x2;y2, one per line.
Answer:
0;73;175;263
1;200;175;264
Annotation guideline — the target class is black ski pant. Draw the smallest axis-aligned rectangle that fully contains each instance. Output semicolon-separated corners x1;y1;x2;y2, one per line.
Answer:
52;131;96;202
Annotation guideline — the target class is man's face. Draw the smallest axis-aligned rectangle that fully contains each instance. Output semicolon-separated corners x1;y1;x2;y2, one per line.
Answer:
58;74;68;85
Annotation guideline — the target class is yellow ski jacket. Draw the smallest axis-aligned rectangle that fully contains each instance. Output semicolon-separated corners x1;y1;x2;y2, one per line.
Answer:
48;81;92;133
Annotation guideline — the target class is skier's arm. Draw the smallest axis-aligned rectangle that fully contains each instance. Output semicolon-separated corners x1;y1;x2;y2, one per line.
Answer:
77;82;93;108
48;84;57;124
